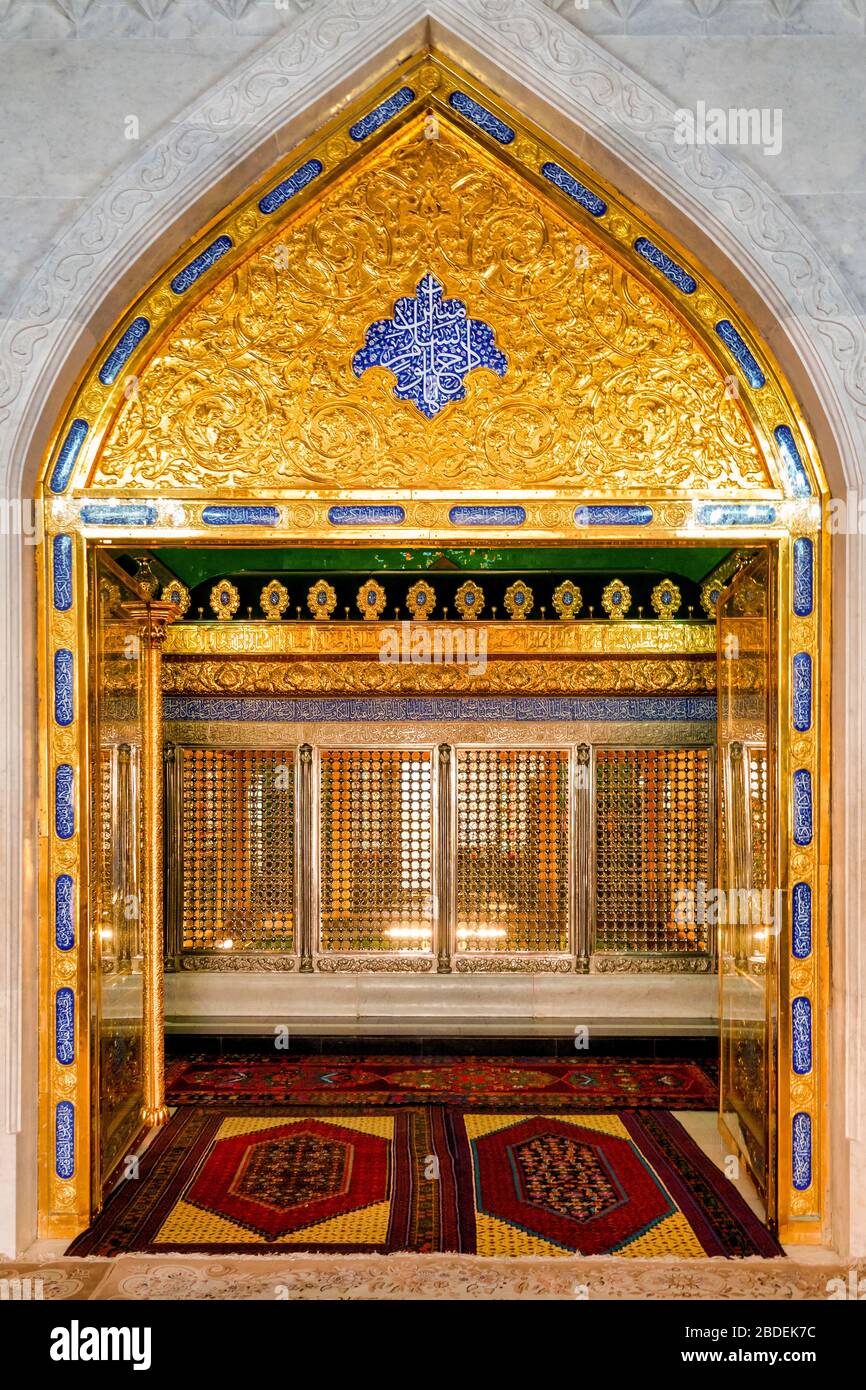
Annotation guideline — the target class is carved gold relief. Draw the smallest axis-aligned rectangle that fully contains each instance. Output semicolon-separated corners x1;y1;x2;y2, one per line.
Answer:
162;656;716;695
91;118;768;497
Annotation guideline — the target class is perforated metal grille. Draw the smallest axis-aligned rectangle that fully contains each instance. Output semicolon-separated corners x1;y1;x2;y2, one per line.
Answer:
455;748;570;953
179;747;294;952
593;747;711;954
318;748;433;953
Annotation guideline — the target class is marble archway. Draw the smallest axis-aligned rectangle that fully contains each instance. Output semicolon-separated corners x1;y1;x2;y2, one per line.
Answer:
1;0;862;1256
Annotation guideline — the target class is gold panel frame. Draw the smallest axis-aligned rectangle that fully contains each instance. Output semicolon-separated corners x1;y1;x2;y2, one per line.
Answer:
35;49;829;1245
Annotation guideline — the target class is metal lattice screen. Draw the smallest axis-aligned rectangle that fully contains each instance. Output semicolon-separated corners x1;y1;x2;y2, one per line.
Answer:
593;747;712;955
455;748;570;954
178;746;294;953
318;748;434;953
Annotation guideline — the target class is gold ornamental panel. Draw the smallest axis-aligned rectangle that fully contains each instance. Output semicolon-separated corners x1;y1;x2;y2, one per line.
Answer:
318;748;434;954
176;746;295;953
455;748;570;954
90;115;768;497
593;747;712;955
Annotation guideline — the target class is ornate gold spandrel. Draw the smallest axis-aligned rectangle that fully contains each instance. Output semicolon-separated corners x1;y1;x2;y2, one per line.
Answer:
91;118;768;496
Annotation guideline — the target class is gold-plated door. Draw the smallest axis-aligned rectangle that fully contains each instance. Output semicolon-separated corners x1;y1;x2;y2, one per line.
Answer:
717;551;778;1221
88;554;147;1199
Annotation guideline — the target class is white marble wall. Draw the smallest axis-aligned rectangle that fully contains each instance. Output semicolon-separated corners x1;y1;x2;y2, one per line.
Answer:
0;1;864;322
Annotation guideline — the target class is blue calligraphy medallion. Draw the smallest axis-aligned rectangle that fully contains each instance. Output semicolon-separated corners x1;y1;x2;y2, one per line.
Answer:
352;274;507;418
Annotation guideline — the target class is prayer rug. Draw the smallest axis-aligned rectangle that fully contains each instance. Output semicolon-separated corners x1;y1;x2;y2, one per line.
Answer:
67;1107;780;1258
165;1055;717;1110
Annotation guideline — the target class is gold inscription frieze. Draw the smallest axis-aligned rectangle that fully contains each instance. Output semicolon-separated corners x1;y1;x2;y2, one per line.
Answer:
162;619;717;659
162;656;716;696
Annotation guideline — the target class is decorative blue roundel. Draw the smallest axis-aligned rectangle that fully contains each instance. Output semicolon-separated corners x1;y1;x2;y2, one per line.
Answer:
612;592;622;605
367;590;377;605
562;592;573;605
317;590;327;605
465;591;476;605
352;274;507;418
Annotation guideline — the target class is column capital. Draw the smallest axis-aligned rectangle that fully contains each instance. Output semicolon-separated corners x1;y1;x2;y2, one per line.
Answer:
120;599;181;647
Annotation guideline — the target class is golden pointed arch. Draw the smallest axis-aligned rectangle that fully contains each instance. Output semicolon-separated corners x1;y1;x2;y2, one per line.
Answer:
41;52;824;508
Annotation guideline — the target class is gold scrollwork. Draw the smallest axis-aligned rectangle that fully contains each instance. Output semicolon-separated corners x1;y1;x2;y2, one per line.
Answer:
406;580;436;619
651;579;682;623
161;580;190;617
307;580;337;620
552;580;582;619
601;579;632;621
162;656;716;696
503;580;534;620
260;579;289;620
356;578;387;620
454;580;485;620
209;580;239;620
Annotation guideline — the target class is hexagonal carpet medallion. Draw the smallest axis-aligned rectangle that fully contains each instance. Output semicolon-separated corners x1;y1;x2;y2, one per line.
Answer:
67;1106;782;1259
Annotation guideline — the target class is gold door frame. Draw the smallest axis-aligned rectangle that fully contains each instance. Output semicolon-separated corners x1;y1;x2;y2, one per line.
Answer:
35;50;830;1243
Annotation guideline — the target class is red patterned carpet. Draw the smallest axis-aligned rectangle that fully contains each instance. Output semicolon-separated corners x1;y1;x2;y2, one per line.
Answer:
67;1105;779;1259
165;1054;717;1110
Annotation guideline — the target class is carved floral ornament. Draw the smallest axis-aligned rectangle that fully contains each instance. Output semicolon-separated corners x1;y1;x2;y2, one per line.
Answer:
39;53;822;509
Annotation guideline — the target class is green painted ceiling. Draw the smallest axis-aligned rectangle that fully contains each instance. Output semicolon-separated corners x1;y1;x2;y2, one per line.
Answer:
150;545;731;586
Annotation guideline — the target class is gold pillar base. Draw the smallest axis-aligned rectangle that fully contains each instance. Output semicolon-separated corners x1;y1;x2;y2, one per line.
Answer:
141;1104;170;1127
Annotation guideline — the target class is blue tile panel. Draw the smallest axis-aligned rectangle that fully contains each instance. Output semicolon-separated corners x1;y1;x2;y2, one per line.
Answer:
164;695;717;723
349;87;415;141
793;768;813;847
55;765;74;840
327;505;406;526
695;503;776;527
540;162;607;217
353;273;507;419
202;506;280;527
792;997;812;1076
52;535;73;611
774;425;811;497
793;538;814;617
80;503;158;526
792;652;812;732
98;316;150;386
574;505;653;526
170;235;233;295
55;988;74;1066
49;419;88;493
447;92;514;144
714;320;766;389
55;1102;74;1179
633;238;697;294
792;1112;812;1191
54;649;74;727
791;882;812;960
55;874;74;951
449;506;526;526
258;159;324;214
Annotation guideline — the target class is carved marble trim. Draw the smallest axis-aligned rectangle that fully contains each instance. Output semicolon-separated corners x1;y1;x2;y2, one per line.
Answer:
316;956;434;973
176;954;297;972
592;954;715;975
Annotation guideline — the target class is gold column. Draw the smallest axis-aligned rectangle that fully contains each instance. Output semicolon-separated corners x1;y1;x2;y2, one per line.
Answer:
298;745;314;972
574;744;591;972
121;600;179;1127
